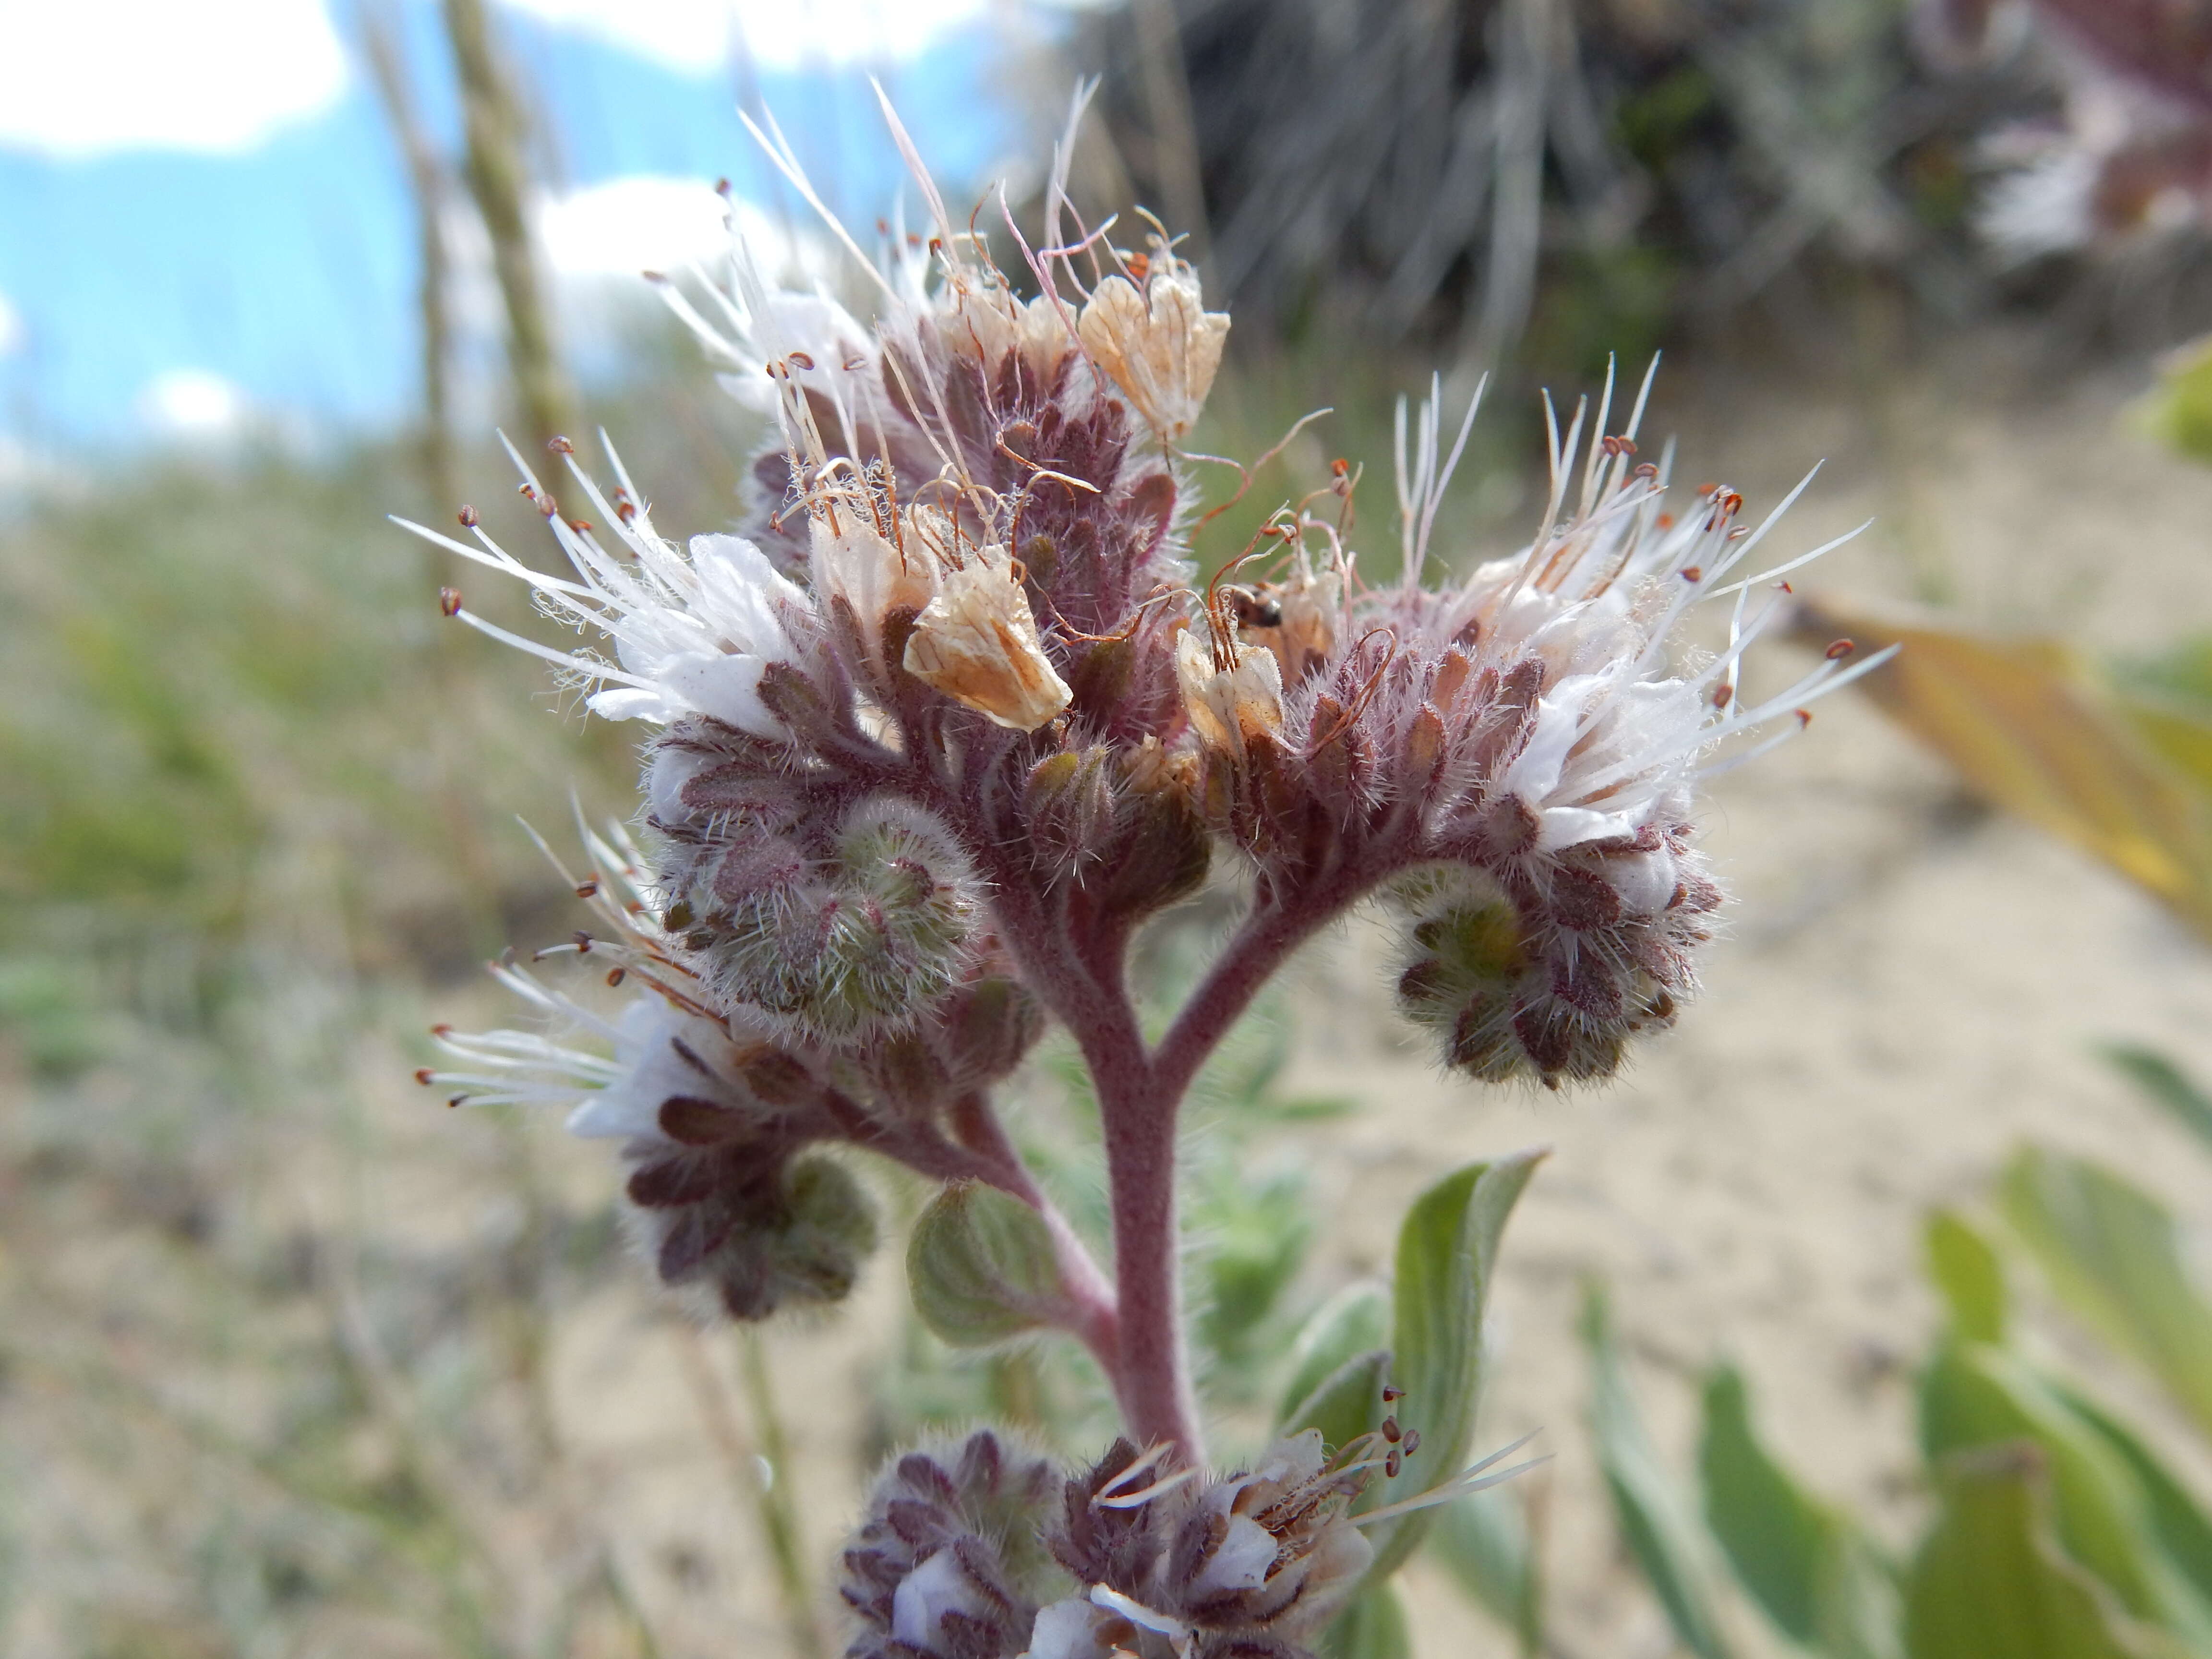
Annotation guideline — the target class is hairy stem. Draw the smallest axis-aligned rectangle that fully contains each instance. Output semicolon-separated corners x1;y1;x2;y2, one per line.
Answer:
949;1091;1122;1378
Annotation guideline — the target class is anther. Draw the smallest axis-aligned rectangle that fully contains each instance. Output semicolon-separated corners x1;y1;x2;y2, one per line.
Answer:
414;1068;434;1085
1795;708;1814;728
787;351;816;371
714;177;730;196
606;967;626;987
548;435;574;454
1713;684;1733;709
1825;638;1855;660
439;587;463;616
1680;566;1702;583
1385;1447;1404;1478
457;504;480;528
567;519;592;532
448;1095;464;1109
573;930;593;952
1382;1386;1404;1403
538;493;559;519
1402;1429;1421;1455
431;1023;453;1037
1381;1418;1402;1443
575;878;600;898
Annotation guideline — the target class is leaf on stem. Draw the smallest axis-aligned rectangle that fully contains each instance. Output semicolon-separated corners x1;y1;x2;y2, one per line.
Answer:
1277;1283;1392;1432
1582;1282;1738;1659
1699;1362;1901;1659
1317;1579;1413;1659
1998;1146;2212;1442
1428;1485;1545;1658
1927;1208;2009;1346
2101;1044;2212;1158
1905;1445;2166;1659
1361;1147;1546;1580
1918;1337;2207;1638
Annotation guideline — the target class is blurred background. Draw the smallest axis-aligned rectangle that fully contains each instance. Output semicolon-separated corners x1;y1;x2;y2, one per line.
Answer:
10;1;2212;1655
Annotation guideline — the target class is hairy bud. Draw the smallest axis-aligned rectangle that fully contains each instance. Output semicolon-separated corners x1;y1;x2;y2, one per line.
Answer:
696;801;986;1044
1389;857;1701;1090
626;1144;878;1321
841;1431;1064;1659
908;1181;1074;1347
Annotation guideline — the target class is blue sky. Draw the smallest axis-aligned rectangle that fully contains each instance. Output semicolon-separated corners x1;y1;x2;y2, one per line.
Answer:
0;0;1041;449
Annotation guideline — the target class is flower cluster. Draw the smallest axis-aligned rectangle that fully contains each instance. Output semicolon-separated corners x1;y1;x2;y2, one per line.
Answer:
835;1416;1529;1659
403;90;1886;1656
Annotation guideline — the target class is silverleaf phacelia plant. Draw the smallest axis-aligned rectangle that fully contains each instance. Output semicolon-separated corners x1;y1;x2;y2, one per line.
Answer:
402;92;1890;1659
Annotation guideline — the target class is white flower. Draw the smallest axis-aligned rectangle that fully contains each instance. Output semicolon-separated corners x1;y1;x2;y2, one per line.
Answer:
1076;245;1229;440
1175;626;1284;759
892;1551;997;1650
809;488;946;668
1391;361;1896;851
393;436;811;739
902;536;1074;731
416;818;756;1143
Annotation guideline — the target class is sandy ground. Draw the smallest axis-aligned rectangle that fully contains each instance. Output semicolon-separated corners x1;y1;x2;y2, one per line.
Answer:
12;328;2212;1658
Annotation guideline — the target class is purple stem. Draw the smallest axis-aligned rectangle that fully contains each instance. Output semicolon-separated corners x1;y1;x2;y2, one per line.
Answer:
949;1092;1122;1373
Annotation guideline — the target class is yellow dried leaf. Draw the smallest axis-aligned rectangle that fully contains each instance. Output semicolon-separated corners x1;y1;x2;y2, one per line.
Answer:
1795;600;2212;941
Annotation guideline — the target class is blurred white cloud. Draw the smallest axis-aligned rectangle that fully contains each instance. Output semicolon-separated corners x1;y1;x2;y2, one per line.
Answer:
0;0;348;157
537;175;733;276
535;174;841;284
500;0;991;73
0;290;22;357
138;368;252;438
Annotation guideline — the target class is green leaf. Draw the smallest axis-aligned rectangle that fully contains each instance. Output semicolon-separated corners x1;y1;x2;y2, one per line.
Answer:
1363;1147;1547;1580
2141;336;2212;469
1583;1283;1736;1659
1319;1580;1412;1659
1999;1146;2212;1439
1700;1363;1835;1643
1192;1167;1311;1367
906;1181;1070;1347
1700;1363;1902;1659
1927;1209;2009;1345
1281;1349;1394;1457
2054;1382;2212;1617
1429;1487;1544;1657
1918;1340;2205;1637
1906;1446;2166;1659
1278;1283;1393;1431
2101;1045;2212;1159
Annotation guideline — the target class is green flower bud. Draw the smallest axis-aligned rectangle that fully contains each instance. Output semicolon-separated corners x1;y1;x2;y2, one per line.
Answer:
698;801;986;1045
907;1180;1072;1347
